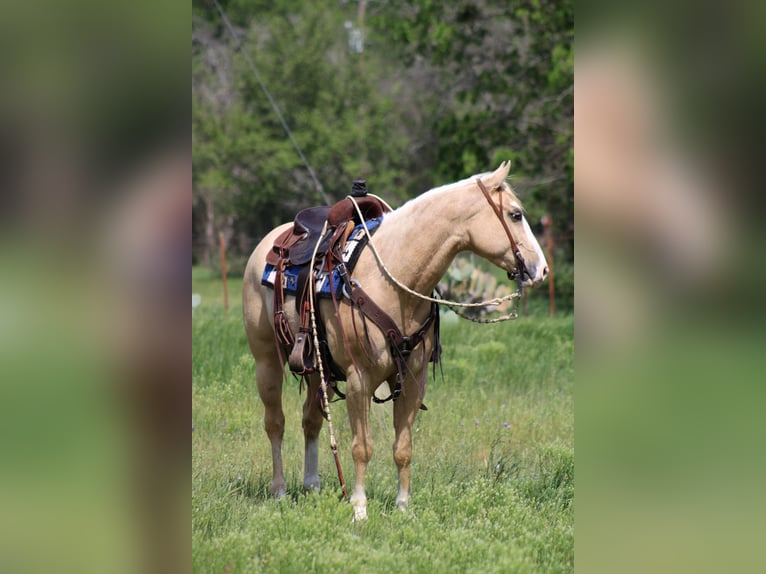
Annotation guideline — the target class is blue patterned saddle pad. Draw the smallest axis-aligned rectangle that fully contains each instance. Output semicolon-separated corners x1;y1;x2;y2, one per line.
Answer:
261;217;382;298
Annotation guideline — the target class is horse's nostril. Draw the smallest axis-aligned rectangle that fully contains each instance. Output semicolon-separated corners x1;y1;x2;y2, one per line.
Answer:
543;266;549;278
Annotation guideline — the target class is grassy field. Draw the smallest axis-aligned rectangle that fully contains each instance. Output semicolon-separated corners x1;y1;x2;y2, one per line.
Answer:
192;267;574;573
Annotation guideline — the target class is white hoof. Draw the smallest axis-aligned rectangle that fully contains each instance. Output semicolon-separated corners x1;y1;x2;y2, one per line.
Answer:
271;478;287;498
352;505;368;522
396;491;409;512
350;487;367;521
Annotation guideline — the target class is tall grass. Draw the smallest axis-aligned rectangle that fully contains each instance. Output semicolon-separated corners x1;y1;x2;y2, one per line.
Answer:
192;267;573;573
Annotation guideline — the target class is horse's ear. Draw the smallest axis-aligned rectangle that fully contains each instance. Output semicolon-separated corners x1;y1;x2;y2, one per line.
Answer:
485;161;511;189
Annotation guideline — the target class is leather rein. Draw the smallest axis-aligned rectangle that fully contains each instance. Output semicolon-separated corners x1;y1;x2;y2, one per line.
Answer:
475;178;530;282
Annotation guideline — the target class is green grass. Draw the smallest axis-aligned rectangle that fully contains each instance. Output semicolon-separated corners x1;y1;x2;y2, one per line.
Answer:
193;267;573;573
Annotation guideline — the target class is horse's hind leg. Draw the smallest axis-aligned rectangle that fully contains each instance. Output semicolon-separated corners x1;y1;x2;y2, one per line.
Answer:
254;351;287;497
301;375;328;491
391;367;426;511
346;368;373;521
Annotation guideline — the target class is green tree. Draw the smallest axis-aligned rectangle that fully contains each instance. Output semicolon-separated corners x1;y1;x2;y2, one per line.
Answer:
193;2;414;263
369;0;574;257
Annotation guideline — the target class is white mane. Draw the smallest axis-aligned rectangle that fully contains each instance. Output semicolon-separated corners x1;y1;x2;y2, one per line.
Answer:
387;172;515;218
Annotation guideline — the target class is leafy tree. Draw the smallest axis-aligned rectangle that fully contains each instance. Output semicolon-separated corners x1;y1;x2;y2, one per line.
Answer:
368;0;573;257
192;1;416;263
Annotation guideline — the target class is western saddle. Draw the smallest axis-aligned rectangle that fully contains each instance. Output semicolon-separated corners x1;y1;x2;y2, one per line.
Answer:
263;180;441;406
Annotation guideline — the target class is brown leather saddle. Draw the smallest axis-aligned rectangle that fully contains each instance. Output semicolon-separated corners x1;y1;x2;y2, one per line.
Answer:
266;195;388;267
266;192;389;381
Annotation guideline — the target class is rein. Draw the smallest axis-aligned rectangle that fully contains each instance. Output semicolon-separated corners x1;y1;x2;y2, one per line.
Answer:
347;180;523;322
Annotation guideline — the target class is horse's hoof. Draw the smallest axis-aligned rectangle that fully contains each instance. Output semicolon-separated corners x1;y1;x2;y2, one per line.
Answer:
303;479;321;492
274;488;287;499
352;506;368;522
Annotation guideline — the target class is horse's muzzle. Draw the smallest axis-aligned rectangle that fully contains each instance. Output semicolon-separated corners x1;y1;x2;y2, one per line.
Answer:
507;268;530;282
508;265;543;286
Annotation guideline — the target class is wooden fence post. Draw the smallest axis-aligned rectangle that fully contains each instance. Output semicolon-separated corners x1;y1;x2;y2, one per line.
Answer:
218;231;229;316
542;215;555;318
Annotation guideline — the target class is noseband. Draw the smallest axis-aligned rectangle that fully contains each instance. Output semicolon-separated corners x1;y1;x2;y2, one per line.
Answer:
476;178;530;281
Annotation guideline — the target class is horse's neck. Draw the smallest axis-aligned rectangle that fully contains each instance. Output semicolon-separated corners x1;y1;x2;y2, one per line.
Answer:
373;183;475;295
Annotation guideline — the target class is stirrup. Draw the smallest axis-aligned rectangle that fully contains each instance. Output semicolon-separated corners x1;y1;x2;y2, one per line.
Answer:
288;329;316;375
372;384;401;404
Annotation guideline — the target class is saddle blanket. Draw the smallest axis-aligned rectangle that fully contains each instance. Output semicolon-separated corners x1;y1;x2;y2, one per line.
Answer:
261;217;383;298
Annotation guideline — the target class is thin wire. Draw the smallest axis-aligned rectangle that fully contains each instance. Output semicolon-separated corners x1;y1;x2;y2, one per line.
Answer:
209;0;331;205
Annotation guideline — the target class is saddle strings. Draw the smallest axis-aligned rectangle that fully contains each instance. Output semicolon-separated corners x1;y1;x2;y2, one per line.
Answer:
346;193;522;322
307;221;348;498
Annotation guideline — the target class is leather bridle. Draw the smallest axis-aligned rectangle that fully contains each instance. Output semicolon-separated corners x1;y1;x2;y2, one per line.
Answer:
476;178;530;282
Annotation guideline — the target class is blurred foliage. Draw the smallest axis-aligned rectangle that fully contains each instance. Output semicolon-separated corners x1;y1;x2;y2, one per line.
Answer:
525;258;573;314
192;0;573;277
439;257;521;318
442;254;574;317
193;1;413;258
369;0;573;254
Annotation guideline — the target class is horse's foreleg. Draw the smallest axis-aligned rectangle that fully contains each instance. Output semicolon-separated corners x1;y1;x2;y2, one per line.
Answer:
346;371;373;521
301;376;326;492
392;367;426;512
256;357;286;497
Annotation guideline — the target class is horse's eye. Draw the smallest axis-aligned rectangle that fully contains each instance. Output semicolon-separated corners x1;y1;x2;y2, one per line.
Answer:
509;211;522;222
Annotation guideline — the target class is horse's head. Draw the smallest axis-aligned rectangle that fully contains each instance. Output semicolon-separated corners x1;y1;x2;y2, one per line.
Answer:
468;162;548;287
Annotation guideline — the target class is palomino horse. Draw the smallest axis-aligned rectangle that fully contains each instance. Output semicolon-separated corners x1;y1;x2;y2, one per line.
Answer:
243;162;548;520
